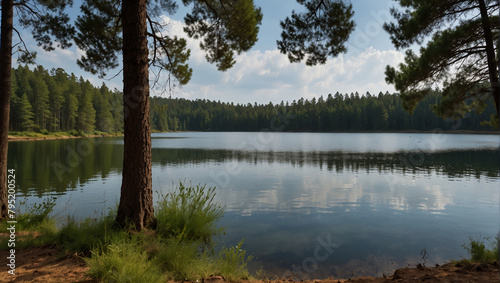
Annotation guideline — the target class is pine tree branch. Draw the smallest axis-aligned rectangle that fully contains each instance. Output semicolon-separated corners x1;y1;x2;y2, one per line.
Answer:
12;27;29;53
16;1;43;20
305;0;327;22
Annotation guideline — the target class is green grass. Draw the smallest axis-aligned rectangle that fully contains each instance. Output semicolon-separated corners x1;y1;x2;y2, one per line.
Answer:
461;236;499;263
0;197;59;249
8;130;123;138
212;240;253;281
8;130;85;138
1;183;253;282
85;236;165;283
56;211;117;255
155;182;225;243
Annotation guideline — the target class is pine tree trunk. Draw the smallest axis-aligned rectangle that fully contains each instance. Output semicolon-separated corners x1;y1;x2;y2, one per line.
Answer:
0;0;14;220
478;0;500;117
115;0;156;230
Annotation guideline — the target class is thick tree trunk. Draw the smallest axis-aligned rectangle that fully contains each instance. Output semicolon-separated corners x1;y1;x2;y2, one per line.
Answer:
115;0;156;230
0;0;14;220
478;0;499;117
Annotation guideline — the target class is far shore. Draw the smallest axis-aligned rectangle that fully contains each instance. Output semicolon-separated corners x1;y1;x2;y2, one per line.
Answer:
8;133;123;142
7;129;499;142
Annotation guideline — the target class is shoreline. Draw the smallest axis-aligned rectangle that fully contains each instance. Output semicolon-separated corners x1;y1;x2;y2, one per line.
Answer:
7;133;123;142
0;245;498;282
8;129;499;142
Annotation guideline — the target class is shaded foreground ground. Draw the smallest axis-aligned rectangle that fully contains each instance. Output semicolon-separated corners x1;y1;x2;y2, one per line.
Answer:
0;246;498;282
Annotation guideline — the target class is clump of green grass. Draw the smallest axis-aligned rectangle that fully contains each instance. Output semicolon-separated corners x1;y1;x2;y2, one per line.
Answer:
461;236;499;263
56;211;117;255
0;197;59;249
16;197;57;230
154;237;211;280
152;237;253;281
212;240;253;281
85;236;165;283
155;182;225;243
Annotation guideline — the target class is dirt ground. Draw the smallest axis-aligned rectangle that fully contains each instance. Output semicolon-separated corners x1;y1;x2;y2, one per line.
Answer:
0;246;498;283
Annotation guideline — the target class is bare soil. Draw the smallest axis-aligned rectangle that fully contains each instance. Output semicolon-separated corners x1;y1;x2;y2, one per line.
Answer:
0;246;498;282
0;246;96;282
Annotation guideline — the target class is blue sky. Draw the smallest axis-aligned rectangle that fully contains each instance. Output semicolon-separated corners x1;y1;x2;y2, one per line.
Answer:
15;0;405;105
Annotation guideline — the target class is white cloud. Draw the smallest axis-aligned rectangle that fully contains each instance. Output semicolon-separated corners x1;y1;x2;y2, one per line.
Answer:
13;14;405;106
167;44;405;105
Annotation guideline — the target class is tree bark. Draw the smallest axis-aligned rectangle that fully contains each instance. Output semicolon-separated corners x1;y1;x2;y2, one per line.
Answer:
478;0;499;117
0;0;14;220
115;0;156;230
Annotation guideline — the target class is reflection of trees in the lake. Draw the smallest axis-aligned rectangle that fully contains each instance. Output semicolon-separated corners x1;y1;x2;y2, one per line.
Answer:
152;148;500;179
8;138;123;196
8;137;498;196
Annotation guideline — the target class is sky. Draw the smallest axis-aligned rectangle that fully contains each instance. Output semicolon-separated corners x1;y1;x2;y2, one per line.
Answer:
14;0;406;105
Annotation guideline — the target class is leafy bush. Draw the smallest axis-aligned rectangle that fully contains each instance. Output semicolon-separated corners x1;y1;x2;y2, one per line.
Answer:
67;129;79;136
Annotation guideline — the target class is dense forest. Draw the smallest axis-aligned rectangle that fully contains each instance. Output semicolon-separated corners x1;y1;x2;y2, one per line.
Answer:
9;65;123;134
9;65;497;134
151;92;497;132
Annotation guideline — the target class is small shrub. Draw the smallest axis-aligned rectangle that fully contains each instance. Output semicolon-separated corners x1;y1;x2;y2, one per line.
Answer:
155;183;224;243
462;236;499;263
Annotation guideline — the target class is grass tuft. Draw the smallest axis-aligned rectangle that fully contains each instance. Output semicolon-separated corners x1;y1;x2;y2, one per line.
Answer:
155;182;225;243
85;236;165;283
461;236;499;263
56;212;117;255
213;240;253;281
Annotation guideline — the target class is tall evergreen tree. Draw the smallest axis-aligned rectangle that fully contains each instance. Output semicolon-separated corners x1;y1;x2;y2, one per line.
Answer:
45;74;64;132
384;0;499;127
18;93;35;131
95;84;115;133
29;75;50;131
62;74;80;131
74;0;352;230
0;0;74;219
77;78;96;133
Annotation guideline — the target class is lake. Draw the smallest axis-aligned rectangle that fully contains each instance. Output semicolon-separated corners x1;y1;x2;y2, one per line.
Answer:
7;132;500;279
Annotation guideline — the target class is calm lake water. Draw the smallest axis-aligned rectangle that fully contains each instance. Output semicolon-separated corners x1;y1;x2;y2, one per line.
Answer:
7;132;500;279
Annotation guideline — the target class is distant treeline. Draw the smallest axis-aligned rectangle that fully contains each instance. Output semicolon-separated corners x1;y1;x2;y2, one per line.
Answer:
10;65;497;134
151;92;497;132
10;65;123;134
